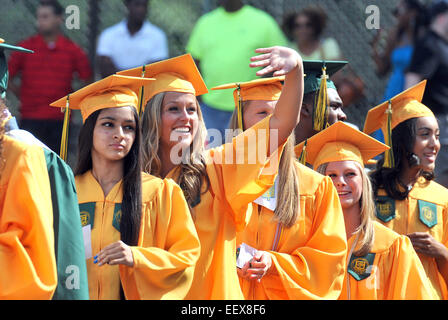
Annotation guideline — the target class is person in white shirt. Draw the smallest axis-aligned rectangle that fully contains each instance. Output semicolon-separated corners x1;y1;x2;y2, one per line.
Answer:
97;0;168;78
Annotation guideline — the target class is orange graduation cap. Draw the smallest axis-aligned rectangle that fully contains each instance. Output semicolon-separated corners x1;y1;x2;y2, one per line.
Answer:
210;76;285;130
363;80;434;168
295;121;389;169
50;74;154;161
117;54;208;115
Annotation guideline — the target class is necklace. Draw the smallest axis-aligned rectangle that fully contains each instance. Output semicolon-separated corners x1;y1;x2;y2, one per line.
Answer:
397;179;413;192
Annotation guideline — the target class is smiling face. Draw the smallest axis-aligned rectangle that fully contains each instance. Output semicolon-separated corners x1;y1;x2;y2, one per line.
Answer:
160;91;199;152
242;100;277;130
92;107;137;163
325;160;363;210
412;116;440;172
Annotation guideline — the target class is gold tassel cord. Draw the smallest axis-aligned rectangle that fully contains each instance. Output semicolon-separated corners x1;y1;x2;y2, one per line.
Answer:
1;114;12;128
138;65;146;118
313;65;329;132
236;84;243;130
383;100;395;168
298;139;307;165
60;94;71;161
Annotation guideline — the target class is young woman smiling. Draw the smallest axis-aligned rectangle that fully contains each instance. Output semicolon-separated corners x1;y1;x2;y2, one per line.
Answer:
365;80;448;299
212;76;347;300
50;75;200;300
304;121;435;299
118;46;304;299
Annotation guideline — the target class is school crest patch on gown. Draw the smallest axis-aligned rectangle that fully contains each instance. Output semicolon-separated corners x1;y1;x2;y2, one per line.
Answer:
375;196;395;223
113;203;122;232
348;253;376;281
418;200;437;228
79;202;96;228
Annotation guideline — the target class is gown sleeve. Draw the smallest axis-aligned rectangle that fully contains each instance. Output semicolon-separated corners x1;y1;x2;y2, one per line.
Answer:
0;142;57;299
206;115;286;231
120;178;200;299
385;235;437;299
263;176;347;299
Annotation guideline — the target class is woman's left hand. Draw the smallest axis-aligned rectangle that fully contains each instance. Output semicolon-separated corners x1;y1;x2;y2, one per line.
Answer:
407;232;448;259
94;240;134;267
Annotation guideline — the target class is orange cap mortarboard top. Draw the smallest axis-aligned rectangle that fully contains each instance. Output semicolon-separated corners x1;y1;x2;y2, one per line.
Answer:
50;74;155;160
211;76;285;104
294;121;389;169
210;76;285;130
363;80;434;168
50;74;154;121
117;54;208;113
363;80;434;135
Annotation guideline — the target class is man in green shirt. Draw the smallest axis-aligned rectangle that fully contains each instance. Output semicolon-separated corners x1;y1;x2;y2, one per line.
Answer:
186;0;287;143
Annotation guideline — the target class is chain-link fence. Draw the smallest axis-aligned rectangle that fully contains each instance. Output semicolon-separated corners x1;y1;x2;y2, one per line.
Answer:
2;0;430;166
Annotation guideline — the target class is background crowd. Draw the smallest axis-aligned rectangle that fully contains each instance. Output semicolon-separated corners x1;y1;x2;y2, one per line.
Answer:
2;0;446;186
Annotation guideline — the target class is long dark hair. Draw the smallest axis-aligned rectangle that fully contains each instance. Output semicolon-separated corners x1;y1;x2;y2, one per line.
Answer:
75;107;142;246
370;117;434;200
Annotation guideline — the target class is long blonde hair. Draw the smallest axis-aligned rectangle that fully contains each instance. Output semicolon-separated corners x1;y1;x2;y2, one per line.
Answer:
317;161;375;256
141;92;209;215
229;101;300;228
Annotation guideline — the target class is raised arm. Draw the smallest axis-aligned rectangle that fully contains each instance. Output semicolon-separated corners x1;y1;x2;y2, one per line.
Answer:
250;46;304;147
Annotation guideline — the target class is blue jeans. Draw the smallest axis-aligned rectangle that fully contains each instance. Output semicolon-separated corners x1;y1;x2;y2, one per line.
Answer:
200;102;233;146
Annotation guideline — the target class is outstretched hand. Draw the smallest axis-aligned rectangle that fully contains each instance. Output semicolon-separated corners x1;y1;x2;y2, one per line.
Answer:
250;46;302;77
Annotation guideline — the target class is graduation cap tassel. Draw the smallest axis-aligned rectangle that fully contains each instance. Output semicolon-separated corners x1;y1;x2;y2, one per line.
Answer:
138;65;146;118
298;139;308;165
236;84;243;130
313;65;329;132
1;114;12;128
383;100;395;168
60;94;71;162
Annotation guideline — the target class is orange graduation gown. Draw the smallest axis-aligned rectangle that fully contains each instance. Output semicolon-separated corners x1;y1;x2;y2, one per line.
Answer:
340;221;436;300
0;136;57;299
168;115;285;299
375;178;448;299
75;171;200;300
237;162;347;299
